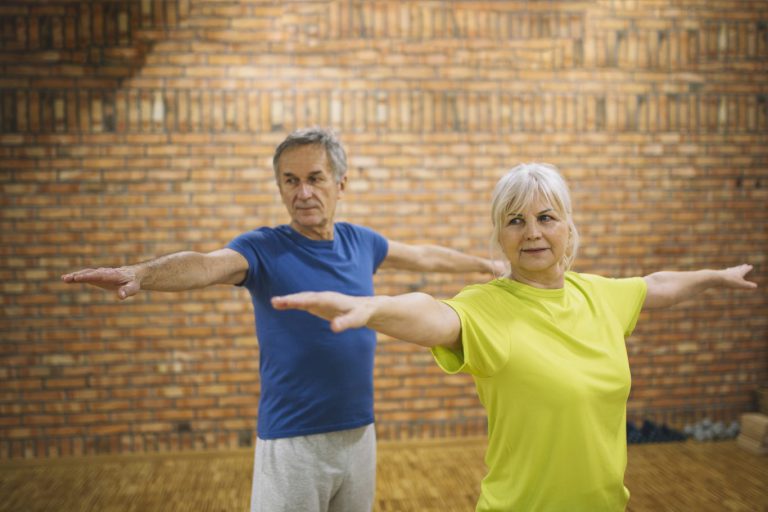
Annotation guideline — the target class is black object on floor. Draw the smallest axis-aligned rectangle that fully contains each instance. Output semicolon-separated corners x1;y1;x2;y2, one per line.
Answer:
627;420;687;444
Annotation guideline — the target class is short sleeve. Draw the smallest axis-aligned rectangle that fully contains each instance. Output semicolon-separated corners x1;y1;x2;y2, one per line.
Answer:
367;228;389;272
431;285;510;378
337;223;389;273
226;229;267;289
603;276;647;337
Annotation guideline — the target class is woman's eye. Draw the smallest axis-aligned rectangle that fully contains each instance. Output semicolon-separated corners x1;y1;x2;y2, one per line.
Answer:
507;217;522;226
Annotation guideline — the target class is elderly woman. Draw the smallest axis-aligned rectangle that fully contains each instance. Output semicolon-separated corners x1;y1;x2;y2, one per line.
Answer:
271;163;757;512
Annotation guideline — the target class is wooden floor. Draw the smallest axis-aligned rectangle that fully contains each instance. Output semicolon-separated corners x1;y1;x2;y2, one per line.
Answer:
1;438;766;511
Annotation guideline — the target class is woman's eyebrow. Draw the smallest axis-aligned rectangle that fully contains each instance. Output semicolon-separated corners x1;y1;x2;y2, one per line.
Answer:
508;208;553;217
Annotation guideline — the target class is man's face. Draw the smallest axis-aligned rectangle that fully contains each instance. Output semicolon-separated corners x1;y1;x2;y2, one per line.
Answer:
276;144;346;240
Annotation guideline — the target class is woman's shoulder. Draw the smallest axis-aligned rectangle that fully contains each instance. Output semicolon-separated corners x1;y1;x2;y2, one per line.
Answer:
459;279;506;296
565;271;645;297
449;280;517;310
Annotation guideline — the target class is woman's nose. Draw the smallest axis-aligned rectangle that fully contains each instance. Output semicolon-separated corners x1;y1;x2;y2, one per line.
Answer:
524;223;542;239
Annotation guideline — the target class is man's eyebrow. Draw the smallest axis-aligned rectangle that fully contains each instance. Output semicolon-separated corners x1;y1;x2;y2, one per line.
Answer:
280;170;326;177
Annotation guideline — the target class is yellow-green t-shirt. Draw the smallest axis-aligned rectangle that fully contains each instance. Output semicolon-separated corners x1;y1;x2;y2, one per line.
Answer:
432;272;647;512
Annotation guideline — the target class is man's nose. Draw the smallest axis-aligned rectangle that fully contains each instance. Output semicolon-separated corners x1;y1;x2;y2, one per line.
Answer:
298;182;313;198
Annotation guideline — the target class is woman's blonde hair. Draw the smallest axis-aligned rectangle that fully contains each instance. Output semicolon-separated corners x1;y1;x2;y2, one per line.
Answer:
490;163;580;273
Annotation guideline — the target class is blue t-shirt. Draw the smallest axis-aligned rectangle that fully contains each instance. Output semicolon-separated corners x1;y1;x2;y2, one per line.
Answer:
227;222;389;439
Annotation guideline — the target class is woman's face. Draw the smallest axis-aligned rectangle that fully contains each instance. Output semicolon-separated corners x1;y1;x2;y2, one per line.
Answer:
498;194;570;288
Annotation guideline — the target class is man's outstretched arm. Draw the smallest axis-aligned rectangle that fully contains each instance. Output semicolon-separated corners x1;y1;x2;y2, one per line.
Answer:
381;240;504;275
61;248;248;300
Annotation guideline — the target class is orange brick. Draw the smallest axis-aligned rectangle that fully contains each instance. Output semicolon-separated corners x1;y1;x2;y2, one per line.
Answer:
1;0;765;460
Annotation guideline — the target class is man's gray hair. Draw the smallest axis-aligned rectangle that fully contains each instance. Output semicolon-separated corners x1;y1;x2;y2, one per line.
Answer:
272;127;348;183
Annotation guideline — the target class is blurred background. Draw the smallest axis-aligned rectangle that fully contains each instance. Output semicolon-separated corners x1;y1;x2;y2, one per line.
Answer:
1;0;766;461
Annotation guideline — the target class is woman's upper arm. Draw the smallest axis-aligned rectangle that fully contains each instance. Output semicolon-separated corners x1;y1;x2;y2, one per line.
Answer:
433;300;463;351
371;293;463;349
642;274;660;309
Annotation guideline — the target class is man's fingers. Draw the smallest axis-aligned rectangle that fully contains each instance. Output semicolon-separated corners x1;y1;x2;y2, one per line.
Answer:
63;268;135;286
61;269;92;282
118;281;140;300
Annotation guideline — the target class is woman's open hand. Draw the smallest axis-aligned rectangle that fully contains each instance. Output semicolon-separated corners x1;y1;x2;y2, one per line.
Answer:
272;291;375;332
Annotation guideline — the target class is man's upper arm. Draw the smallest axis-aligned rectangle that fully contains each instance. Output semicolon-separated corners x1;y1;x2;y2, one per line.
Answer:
204;248;249;285
379;240;423;271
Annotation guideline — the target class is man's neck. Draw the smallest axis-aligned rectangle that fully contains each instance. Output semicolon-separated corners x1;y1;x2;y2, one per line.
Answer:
290;221;335;241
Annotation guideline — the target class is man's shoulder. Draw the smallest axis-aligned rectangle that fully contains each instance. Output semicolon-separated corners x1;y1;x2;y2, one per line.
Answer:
236;225;287;239
335;221;371;232
227;225;290;252
335;222;384;240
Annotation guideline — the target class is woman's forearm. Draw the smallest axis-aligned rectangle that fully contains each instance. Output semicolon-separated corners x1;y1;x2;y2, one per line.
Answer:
643;265;756;309
365;293;461;348
271;291;462;349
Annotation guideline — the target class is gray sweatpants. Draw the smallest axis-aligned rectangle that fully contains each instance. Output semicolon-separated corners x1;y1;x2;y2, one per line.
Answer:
250;423;376;512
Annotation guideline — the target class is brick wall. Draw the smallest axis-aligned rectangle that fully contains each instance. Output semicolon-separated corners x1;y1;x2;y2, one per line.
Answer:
1;0;766;458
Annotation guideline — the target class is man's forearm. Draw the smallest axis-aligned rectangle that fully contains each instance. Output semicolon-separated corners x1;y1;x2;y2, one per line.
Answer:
417;245;494;273
132;251;215;291
63;248;247;300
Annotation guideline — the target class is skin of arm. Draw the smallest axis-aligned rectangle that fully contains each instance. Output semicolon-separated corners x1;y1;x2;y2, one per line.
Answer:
61;248;249;300
380;240;505;275
271;291;462;351
643;264;757;310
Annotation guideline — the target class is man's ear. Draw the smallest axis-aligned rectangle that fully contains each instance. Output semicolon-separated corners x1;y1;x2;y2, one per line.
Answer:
338;175;348;194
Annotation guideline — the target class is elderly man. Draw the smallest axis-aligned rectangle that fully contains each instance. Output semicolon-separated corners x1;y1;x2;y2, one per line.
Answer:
62;127;499;512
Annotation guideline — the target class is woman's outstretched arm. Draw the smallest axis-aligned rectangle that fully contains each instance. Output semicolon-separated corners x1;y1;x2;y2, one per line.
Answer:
272;291;462;350
643;263;757;309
